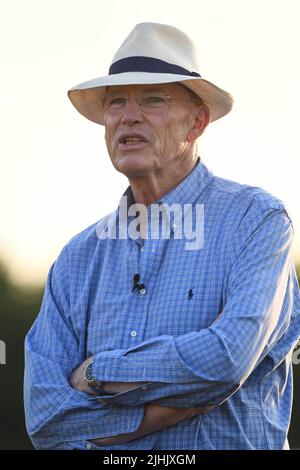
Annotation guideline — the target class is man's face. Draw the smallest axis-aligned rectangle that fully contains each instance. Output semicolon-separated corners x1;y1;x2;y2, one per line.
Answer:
103;83;202;178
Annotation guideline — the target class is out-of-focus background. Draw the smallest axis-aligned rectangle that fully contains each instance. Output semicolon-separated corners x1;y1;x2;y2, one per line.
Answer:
0;0;299;449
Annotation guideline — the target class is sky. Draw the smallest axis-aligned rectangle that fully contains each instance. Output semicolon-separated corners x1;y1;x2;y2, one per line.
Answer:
1;0;300;285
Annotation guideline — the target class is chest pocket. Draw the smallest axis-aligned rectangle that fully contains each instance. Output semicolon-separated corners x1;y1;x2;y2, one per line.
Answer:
145;282;223;338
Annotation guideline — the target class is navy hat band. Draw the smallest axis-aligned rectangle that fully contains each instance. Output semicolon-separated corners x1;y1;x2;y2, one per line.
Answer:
109;56;201;77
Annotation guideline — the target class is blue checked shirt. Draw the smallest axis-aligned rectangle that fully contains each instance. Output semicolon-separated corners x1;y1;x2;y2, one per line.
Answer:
24;160;300;450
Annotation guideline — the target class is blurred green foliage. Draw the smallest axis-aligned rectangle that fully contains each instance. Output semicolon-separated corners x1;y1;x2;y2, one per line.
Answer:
0;260;299;449
0;261;43;449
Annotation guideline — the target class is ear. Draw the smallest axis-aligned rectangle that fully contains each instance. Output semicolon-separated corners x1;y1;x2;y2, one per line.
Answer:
187;105;210;142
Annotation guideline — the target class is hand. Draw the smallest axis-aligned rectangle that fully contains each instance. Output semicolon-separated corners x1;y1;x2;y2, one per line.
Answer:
69;356;96;395
90;402;213;446
69;357;147;395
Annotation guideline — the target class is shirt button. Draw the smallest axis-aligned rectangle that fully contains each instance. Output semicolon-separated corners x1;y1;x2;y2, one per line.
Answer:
140;246;144;252
86;443;92;449
131;331;137;338
172;223;177;232
139;288;146;295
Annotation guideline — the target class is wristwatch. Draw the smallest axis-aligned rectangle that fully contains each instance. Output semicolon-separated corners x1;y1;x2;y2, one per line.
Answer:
84;361;105;393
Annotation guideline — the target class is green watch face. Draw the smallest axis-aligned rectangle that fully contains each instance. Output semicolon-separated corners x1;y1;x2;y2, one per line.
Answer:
85;362;95;381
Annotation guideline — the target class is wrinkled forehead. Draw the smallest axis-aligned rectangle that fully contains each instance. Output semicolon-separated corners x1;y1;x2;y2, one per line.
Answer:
106;82;192;97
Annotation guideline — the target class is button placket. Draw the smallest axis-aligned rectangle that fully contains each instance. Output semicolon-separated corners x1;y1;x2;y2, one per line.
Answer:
123;242;149;348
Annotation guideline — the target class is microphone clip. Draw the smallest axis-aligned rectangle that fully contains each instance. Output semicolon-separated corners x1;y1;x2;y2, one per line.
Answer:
132;273;145;293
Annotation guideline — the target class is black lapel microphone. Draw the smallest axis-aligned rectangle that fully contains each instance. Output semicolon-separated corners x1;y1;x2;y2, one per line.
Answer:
132;273;145;293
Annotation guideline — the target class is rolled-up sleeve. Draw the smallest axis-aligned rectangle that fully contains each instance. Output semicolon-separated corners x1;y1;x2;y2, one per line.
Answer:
24;247;144;450
92;207;299;407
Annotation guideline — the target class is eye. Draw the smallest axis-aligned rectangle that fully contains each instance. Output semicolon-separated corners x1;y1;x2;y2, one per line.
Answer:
144;96;166;104
109;98;126;106
109;97;127;107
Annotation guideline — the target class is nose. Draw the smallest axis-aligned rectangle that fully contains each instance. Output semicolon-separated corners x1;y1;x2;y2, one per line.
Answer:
120;98;144;125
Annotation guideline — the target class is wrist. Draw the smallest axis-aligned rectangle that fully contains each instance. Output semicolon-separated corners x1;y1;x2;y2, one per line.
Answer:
83;361;105;393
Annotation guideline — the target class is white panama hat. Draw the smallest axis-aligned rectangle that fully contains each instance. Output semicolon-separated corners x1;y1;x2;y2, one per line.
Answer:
68;22;233;124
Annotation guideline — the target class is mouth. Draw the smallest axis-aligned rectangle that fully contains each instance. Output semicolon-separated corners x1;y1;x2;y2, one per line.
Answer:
118;133;148;149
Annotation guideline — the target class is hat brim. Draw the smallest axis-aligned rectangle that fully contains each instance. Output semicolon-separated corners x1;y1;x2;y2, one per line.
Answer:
68;72;233;124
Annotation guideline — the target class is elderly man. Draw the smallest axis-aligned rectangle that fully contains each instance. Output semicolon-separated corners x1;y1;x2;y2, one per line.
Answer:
24;22;300;450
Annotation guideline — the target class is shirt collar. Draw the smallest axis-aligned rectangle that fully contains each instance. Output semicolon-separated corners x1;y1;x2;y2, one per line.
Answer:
159;159;214;232
117;159;214;235
122;158;214;206
159;158;214;207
